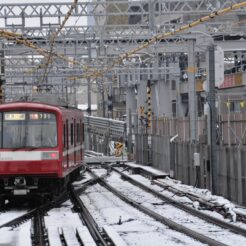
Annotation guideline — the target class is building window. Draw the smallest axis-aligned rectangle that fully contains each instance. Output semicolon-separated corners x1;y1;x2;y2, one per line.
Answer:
171;80;176;90
172;100;176;117
229;101;241;112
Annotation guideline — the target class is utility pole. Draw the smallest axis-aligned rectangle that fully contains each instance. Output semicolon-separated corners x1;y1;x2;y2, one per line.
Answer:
208;45;218;194
86;41;92;151
87;41;92;116
0;43;4;104
128;108;133;160
188;39;197;141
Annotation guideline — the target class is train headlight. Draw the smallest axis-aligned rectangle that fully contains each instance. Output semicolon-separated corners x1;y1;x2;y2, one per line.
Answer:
42;151;59;160
14;177;26;187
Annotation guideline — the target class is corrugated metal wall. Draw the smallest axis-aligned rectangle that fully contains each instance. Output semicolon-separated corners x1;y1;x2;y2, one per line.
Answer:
135;134;246;205
151;135;170;173
217;146;246;205
152;114;246;145
135;134;149;165
152;116;207;141
171;142;211;190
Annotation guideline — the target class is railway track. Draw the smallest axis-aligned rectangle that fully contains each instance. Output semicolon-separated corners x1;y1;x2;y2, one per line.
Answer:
85;159;246;226
1;159;246;245
109;162;246;224
151;179;246;221
80;178;205;245
0;177;118;245
109;165;246;237
31;211;48;246
70;186;115;246
0;192;68;229
86;165;246;246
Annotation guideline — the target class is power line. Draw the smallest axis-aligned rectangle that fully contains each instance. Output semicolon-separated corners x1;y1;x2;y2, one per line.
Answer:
40;0;78;84
69;1;246;80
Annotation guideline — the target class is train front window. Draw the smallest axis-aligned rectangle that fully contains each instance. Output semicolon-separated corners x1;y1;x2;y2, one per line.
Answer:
0;112;57;148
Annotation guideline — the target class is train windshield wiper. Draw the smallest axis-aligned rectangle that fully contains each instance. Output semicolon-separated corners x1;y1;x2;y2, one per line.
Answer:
13;145;42;151
24;146;40;150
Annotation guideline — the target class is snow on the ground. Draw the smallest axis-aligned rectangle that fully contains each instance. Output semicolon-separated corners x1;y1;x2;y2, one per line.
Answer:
158;176;246;226
0;209;27;226
80;181;205;246
102;171;246;246
2;160;246;246
126;162;168;176
73;168;107;187
44;200;83;228
0;221;32;246
117;163;246;228
44;200;83;245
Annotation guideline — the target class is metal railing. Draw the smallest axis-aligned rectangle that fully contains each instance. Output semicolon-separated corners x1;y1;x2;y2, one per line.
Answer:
84;115;126;139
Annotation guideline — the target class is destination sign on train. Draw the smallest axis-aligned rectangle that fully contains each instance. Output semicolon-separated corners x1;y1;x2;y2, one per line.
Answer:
4;113;25;120
29;113;52;120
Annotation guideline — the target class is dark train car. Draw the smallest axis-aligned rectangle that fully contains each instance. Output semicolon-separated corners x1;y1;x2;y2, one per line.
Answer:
0;102;84;204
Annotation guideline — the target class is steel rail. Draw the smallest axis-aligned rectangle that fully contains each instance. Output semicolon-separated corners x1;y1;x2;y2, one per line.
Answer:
87;168;227;246
152;179;238;220
69;186;109;246
31;211;47;246
0;208;38;229
111;166;246;237
0;192;68;229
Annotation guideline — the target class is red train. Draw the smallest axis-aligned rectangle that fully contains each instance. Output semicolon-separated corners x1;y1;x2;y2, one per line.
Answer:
0;101;84;205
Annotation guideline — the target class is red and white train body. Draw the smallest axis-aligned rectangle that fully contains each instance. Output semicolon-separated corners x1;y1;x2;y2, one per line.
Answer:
0;102;84;200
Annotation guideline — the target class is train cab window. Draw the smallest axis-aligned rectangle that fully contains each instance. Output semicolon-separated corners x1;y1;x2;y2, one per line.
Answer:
70;123;74;145
0;111;57;149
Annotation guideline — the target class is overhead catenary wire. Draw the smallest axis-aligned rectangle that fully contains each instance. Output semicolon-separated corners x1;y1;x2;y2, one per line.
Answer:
0;29;82;69
0;30;53;59
40;0;78;83
0;2;246;82
72;1;246;80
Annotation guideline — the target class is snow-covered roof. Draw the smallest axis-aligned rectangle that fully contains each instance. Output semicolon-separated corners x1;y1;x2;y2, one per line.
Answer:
77;104;97;111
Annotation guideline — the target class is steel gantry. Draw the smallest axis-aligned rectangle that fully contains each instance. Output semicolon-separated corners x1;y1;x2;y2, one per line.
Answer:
0;0;245;104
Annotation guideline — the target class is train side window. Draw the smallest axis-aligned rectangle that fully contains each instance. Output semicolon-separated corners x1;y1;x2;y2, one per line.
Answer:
77;123;80;143
0;113;2;148
82;123;84;141
70;123;74;145
74;119;76;145
66;119;68;148
63;124;66;149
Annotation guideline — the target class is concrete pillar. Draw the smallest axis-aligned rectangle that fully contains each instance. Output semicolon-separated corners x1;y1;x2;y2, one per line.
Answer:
126;86;137;128
152;80;171;117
